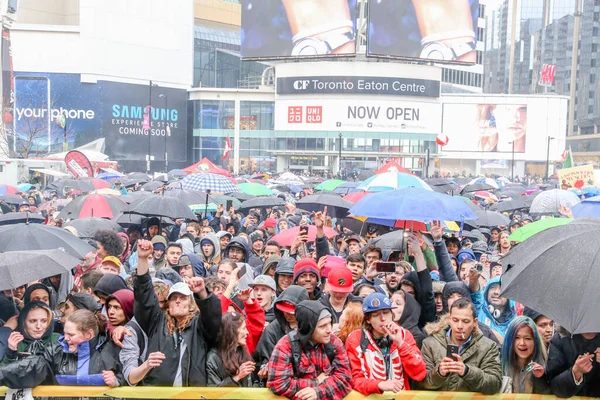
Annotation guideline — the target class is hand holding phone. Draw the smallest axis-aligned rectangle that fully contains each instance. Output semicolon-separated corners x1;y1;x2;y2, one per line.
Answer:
375;261;396;273
446;344;459;361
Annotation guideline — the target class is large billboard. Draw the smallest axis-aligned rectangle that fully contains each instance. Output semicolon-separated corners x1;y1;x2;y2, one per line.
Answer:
275;99;441;133
442;104;527;153
241;0;357;59
367;0;479;64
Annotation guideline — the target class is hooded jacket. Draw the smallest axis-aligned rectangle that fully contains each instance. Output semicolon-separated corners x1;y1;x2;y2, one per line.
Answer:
1;301;59;364
471;277;516;337
397;291;428;349
318;293;363;324
418;322;502;394
223;238;256;291
133;271;222;386
253;285;309;367
262;255;281;275
94;275;128;298
274;257;295;295
106;289;134;323
401;271;436;328
196;232;221;268
151;235;167;270
24;283;53;308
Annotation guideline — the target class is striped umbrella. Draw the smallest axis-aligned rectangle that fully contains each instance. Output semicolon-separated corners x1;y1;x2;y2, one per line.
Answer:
357;172;433;192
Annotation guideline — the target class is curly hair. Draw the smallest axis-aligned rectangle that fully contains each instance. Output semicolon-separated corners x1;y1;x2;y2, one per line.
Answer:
93;230;125;257
164;295;199;335
219;312;253;377
338;302;364;343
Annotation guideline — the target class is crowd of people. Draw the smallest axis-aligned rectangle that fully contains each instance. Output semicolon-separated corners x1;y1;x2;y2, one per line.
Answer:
0;182;597;399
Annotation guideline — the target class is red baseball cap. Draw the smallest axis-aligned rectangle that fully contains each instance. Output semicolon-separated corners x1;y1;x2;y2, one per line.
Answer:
276;301;296;314
263;218;277;228
327;267;354;293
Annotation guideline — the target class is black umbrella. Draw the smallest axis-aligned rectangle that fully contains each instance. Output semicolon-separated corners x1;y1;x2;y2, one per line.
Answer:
113;212;175;228
0;212;45;226
296;193;353;219
272;185;291;193
341;217;392;236
126;196;197;220
0;223;94;258
466;210;510;227
461;183;495;194
228;192;254;201
0;249;81;291
371;229;432;252
489;198;529;213
461;229;485;242
127;172;151;182
120;191;154;204
165;189;210;206
140;181;164;192
0;195;25;205
64;217;123;238
501;218;600;334
496;189;525;198
240;197;285;210
431;184;459;194
47;179;96;193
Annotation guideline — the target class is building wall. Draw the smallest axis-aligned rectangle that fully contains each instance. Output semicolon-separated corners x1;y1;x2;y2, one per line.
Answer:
195;0;241;27
15;0;79;25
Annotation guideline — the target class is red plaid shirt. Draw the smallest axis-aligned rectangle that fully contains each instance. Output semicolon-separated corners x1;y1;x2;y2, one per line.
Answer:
267;334;352;400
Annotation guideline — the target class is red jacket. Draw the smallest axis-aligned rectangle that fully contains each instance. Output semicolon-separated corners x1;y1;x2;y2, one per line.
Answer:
345;326;426;395
218;295;265;355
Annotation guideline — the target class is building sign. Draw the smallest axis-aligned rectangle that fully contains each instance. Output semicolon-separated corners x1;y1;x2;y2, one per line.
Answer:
275;99;441;133
277;76;440;98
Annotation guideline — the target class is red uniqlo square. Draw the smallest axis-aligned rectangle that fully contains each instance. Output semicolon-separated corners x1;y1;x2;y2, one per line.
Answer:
306;106;323;123
288;106;303;123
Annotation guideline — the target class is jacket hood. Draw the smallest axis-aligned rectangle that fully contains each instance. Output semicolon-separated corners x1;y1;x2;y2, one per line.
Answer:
224;237;250;263
17;300;55;342
442;281;471;314
176;238;194;256
398;291;421;331
263;255;281;275
482;276;516;322
118;232;131;262
274;286;309;331
199;232;220;264
400;271;420;297
188;253;207;277
94;274;128;297
24;283;52;307
295;299;329;345
155;267;183;285
106;289;134;322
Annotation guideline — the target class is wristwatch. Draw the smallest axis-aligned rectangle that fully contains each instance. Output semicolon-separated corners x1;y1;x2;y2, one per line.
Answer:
291;32;355;56
420;41;476;61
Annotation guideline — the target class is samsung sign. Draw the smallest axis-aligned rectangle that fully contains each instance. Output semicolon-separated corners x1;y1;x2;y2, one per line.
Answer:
277;76;440;98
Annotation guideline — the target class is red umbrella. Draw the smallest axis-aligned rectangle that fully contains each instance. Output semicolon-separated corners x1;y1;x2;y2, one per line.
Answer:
83;178;111;190
344;191;371;203
57;194;126;219
271;225;338;247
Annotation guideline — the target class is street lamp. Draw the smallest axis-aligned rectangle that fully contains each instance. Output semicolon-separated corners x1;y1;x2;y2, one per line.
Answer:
545;136;555;180
338;133;342;178
159;93;168;172
509;140;515;181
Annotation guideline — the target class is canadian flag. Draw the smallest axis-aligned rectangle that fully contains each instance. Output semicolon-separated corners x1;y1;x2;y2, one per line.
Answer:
222;136;232;160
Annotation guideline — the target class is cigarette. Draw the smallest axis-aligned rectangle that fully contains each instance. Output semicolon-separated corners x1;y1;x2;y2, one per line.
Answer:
461;332;465;340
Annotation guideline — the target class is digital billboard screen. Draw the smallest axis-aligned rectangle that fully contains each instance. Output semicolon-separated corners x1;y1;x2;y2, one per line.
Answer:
367;0;479;64
442;104;527;153
241;0;357;60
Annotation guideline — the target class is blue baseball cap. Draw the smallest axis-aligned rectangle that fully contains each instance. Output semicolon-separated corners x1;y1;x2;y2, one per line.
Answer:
456;248;476;264
362;293;396;314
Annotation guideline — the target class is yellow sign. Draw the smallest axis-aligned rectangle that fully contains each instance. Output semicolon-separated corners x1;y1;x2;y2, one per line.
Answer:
558;164;596;190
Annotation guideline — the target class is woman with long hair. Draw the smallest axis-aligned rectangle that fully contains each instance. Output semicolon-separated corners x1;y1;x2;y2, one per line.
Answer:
501;316;551;394
337;302;363;344
207;311;255;387
497;230;512;255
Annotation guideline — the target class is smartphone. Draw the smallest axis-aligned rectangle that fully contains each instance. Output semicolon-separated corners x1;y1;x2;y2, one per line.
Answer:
475;263;483;272
300;225;309;235
237;265;247;279
446;344;459;360
375;261;396;273
226;200;233;210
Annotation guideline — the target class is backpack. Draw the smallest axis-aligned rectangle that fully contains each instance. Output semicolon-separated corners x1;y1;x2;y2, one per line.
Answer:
127;321;148;364
288;330;336;378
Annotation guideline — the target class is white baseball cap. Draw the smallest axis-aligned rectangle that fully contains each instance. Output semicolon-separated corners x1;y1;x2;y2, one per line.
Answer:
168;282;193;299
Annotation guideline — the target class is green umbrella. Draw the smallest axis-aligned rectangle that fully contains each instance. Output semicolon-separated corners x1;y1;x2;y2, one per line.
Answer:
508;218;573;243
237;182;273;196
314;179;346;191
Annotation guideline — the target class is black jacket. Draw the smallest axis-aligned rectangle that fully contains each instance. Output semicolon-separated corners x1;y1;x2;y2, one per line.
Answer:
206;348;252;387
546;331;600;398
318;293;363;324
397;291;428;349
133;272;222;386
402;270;436;327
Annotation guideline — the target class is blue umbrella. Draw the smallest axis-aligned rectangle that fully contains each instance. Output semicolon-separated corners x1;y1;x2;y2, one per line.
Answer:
357;172;432;192
17;183;33;192
571;196;600;218
570;187;600;199
288;185;304;194
97;172;123;180
349;187;478;223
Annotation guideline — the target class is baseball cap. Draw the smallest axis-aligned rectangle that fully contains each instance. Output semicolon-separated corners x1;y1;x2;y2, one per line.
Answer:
263;218;277;228
345;235;361;244
248;275;276;291
176;255;191;268
168;282;193;299
363;292;396;314
216;231;233;240
456;248;476;264
102;256;122;268
327;267;353;293
276;301;296;314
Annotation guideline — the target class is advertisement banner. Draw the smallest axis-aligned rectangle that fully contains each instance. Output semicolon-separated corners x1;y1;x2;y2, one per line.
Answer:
367;0;479;64
241;0;357;59
558;165;596;190
275;99;441;133
64;150;94;178
2;29;14;133
441;103;528;153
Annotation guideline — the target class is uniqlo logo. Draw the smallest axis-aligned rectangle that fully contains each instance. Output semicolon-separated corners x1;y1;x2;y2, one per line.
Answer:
288;106;303;123
306;106;322;123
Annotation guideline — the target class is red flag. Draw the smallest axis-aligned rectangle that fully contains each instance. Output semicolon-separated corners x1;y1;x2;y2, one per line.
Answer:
222;136;231;160
65;150;94;178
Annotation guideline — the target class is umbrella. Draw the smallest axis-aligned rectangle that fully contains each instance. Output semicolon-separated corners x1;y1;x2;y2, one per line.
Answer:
296;193;353;219
120;191;154;204
349;187;478;223
0;249;82;291
237;183;274;196
181;173;239;193
64;217;123;238
358;170;374;181
572;196;600;218
96;172;124;180
128;172;151;181
168;169;188;177
165;189;210;206
357;172;432;192
93;188;122;196
16;183;33;192
58;194;127;219
140;181;164;192
467;177;500;189
47;179;94;193
501;218;600;334
274;172;304;185
210;195;243;210
0;223;94;258
0;212;45;226
473;191;498;202
496;188;525;198
271;225;338;247
465;210;510;227
0;184;20;195
341;217;392;236
240;197;285;210
228;192;254;201
271;185;291;193
529;189;581;215
371;229;432;252
460;183;496;194
314;179;346;192
126;196;197;220
334;182;360;195
508;217;572;243
462;229;485;242
113;212;175;228
489;198;530;213
0;195;25;205
343;191;371;203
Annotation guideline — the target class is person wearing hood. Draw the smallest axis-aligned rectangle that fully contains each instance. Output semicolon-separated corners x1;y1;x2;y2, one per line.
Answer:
293;258;322;300
94;274;128;310
1;301;59;365
471;275;516;340
390;290;428;348
41;272;73;308
222;238;258;291
319;267;362;329
262;255;281;278
60;293;100;327
197;232;221;274
118;232;132;271
216;231;233;253
144;217;161;240
176;235;194;257
274;257;295;296
23;283;53;308
346;293;426;395
431;222;460;283
147;235;167;271
267;300;352;400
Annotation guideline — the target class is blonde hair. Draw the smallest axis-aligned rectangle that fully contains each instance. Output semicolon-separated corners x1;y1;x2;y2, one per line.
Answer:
67;309;100;336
